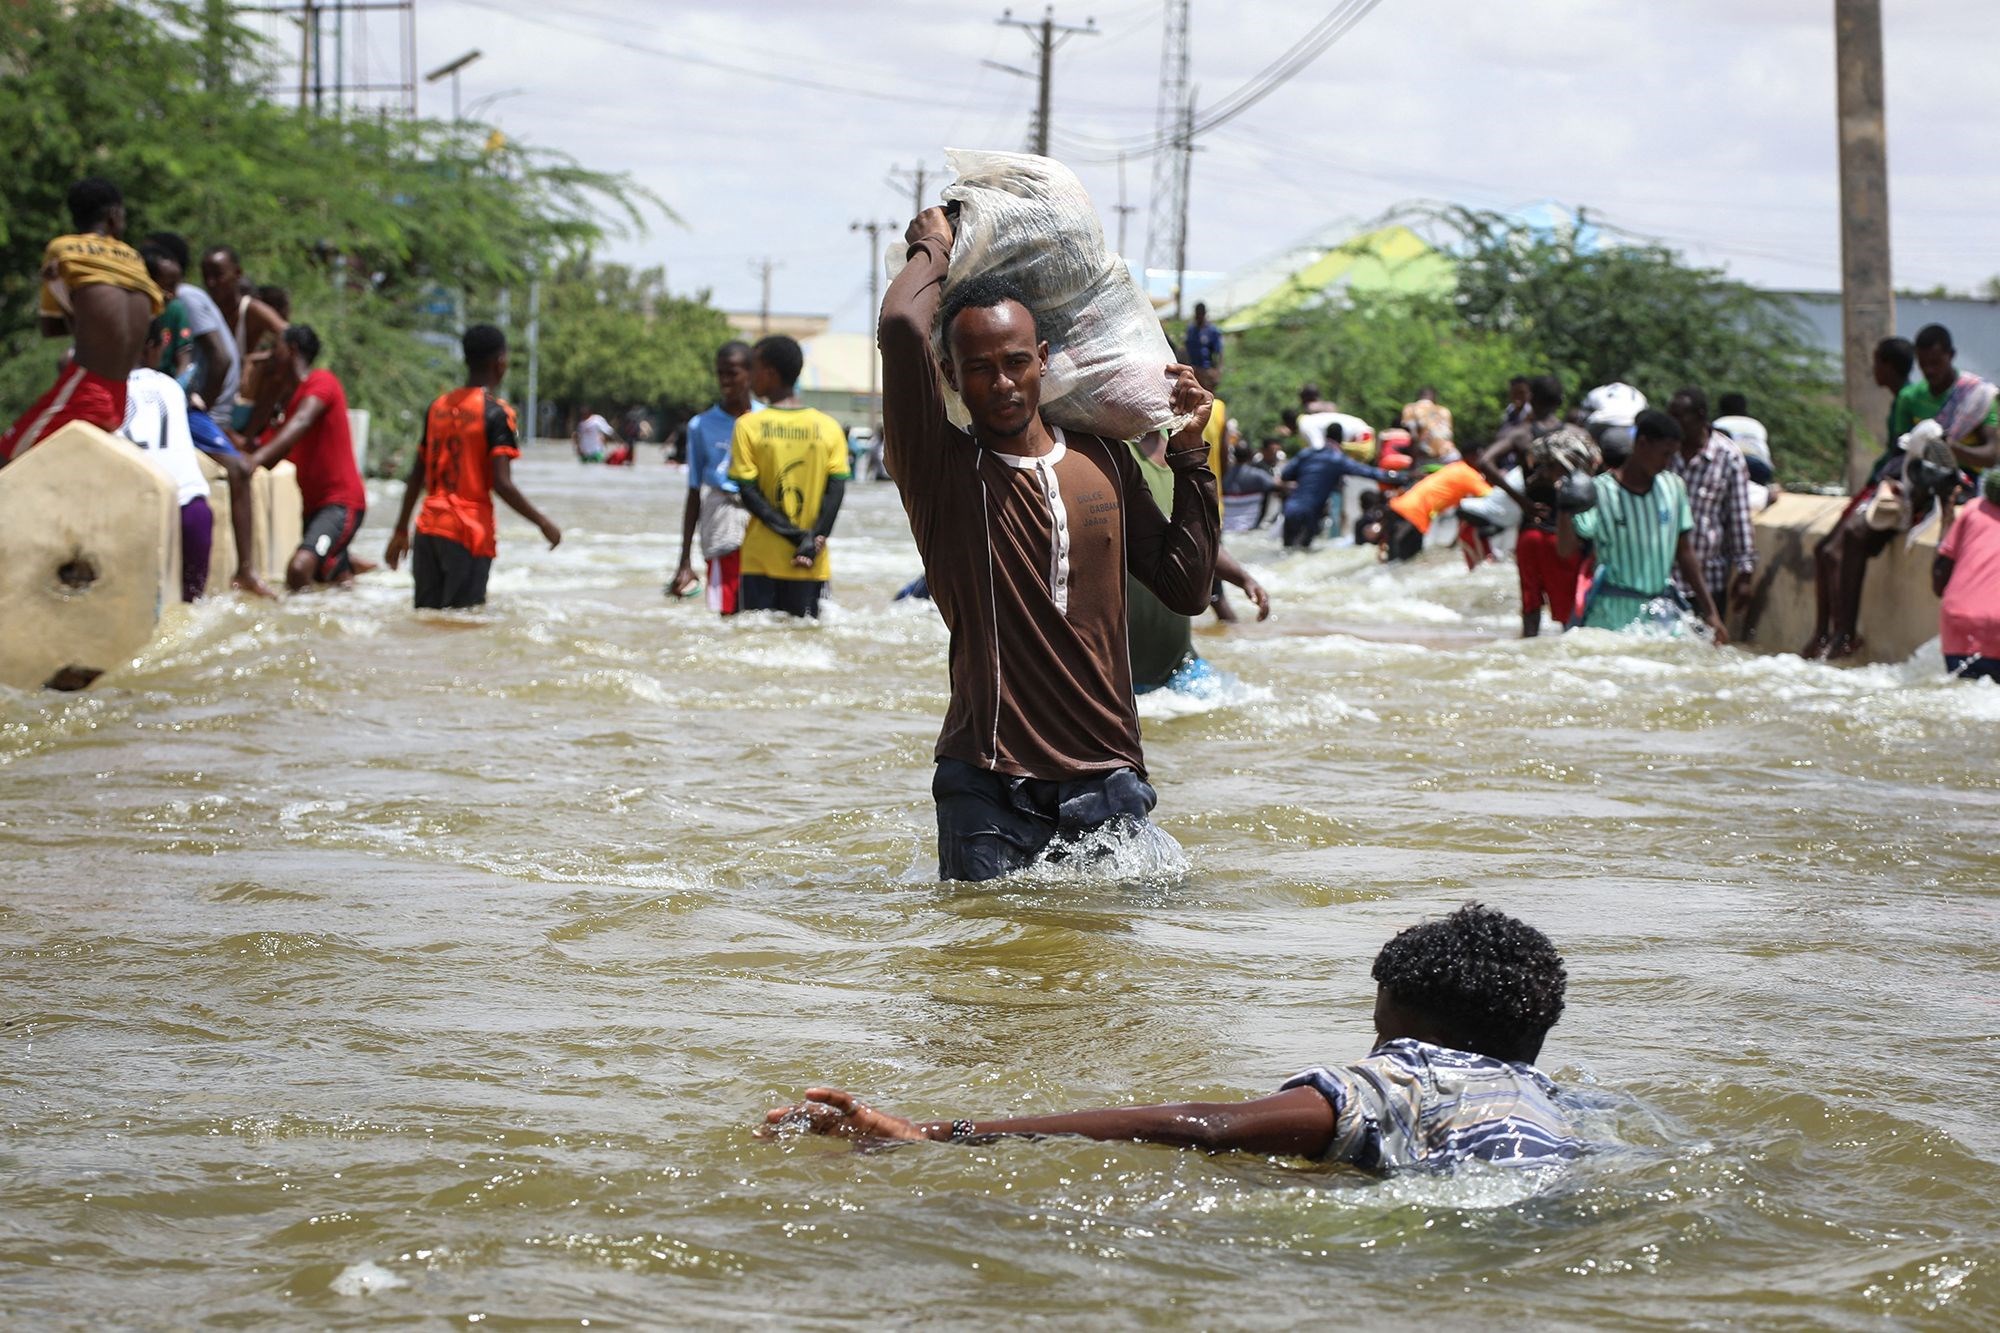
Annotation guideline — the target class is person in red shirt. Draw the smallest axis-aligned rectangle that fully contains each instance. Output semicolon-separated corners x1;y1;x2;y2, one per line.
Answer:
247;324;368;590
381;324;561;609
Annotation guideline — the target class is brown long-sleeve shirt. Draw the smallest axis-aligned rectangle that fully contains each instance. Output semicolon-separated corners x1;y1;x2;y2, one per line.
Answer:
878;236;1219;781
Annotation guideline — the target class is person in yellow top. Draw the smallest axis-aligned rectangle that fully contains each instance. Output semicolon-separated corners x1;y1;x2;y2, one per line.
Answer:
2;178;164;462
727;335;850;618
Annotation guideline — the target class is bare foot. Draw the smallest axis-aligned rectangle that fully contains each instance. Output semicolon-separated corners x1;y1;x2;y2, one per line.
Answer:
1801;632;1829;660
1825;633;1866;662
230;571;278;600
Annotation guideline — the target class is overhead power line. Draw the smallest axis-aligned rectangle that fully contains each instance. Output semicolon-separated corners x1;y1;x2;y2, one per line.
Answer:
1061;0;1386;164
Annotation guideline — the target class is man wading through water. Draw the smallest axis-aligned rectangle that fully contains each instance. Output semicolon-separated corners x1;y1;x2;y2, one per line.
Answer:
878;206;1221;882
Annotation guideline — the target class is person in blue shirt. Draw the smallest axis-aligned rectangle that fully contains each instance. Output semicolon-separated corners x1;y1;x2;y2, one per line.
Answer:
1184;302;1223;387
765;902;1583;1173
1281;421;1402;548
669;341;755;612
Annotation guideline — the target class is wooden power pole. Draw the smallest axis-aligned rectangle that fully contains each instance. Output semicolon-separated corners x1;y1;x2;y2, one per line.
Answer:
997;6;1097;157
1835;0;1893;494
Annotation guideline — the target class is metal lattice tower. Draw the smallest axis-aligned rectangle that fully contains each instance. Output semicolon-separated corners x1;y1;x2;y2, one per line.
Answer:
1144;0;1191;276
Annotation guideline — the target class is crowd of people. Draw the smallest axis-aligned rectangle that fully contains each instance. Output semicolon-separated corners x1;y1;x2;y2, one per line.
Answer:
1;177;561;612
1204;334;1998;672
17;183;2000;1181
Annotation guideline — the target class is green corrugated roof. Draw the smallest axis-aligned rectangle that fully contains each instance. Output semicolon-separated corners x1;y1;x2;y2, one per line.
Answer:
1218;225;1455;332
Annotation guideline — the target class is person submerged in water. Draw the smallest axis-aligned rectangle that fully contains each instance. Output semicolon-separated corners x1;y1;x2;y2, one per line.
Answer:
765;903;1580;1172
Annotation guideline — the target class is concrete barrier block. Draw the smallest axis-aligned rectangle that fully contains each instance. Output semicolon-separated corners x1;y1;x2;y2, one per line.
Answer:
1740;492;1942;665
252;460;304;583
198;453;237;594
0;422;178;691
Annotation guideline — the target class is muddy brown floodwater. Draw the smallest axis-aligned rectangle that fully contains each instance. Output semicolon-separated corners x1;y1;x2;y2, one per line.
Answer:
3;455;1997;1327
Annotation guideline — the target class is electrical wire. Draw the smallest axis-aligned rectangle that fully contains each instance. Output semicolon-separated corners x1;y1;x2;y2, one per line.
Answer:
1050;0;1386;162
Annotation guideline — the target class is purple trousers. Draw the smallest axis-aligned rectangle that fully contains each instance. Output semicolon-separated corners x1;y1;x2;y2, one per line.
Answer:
180;496;213;602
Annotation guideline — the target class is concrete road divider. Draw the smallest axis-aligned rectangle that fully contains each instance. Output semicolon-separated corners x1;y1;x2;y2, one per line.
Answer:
252;459;304;584
1739;492;1942;665
0;422;178;691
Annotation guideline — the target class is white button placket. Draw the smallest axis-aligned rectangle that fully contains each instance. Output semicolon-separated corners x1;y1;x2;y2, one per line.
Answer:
1038;456;1070;617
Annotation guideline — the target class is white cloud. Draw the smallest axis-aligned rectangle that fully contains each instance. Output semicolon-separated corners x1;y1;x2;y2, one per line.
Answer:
332;0;2000;322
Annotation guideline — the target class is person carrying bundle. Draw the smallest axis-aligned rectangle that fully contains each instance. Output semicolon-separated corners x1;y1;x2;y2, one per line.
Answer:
878;205;1219;883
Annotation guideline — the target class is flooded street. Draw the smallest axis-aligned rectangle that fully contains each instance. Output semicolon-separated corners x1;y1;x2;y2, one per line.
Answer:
3;453;1997;1327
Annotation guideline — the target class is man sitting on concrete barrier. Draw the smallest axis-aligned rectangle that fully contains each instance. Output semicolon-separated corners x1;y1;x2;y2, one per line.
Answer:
1808;326;1999;661
247;325;368;591
2;179;163;463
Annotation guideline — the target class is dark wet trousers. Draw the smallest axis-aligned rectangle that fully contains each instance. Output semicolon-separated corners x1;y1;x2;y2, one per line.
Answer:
933;757;1158;883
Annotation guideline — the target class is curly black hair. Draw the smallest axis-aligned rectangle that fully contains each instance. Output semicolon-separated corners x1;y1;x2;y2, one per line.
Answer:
1371;903;1567;1063
936;272;1042;358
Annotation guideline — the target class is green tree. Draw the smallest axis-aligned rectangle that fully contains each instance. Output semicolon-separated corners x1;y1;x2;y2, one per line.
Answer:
1443;207;1847;482
1226;207;1850;483
1218;293;1528;454
0;0;709;461
534;259;733;434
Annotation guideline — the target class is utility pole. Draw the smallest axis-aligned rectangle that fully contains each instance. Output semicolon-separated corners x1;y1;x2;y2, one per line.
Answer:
1146;0;1192;281
888;162;933;218
526;273;541;444
996;6;1097;157
1835;0;1893;494
852;222;896;439
1173;90;1196;320
749;258;781;335
269;0;416;115
1114;151;1137;257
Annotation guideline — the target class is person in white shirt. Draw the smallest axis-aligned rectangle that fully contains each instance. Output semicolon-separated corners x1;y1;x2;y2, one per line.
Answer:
1712;390;1775;493
123;317;216;601
574;406;619;463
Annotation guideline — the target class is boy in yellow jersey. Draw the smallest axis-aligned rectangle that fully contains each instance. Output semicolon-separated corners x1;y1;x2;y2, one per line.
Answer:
728;335;850;618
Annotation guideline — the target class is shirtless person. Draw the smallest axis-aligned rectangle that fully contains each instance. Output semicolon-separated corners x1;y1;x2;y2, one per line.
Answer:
879;207;1220;882
2;179;162;462
199;243;288;441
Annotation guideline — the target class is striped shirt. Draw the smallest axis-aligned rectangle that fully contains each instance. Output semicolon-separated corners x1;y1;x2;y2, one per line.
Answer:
1282;1038;1580;1171
1670;430;1755;596
1571;470;1694;630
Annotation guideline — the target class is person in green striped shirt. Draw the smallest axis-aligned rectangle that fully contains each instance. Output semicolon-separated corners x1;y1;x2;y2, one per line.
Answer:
1557;409;1728;641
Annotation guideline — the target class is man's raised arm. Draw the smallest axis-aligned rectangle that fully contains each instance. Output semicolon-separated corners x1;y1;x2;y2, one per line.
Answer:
877;210;955;483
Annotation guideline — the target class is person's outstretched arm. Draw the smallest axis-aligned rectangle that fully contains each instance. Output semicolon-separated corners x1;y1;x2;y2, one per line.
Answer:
492;455;560;549
1124;366;1221;615
247;394;326;470
877;210;956;489
765;1085;1334;1159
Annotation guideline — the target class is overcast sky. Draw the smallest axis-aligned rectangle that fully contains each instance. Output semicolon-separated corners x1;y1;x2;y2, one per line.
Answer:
258;0;2000;330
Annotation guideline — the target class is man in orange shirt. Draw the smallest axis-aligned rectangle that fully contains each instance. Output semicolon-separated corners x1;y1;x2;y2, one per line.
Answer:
2;178;163;462
382;324;561;609
1374;456;1497;563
